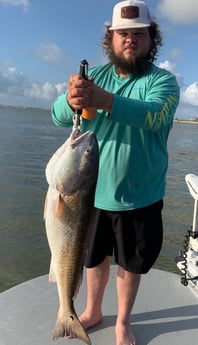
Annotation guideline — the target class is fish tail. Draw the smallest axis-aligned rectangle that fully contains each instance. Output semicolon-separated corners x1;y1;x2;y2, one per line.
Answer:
52;313;91;345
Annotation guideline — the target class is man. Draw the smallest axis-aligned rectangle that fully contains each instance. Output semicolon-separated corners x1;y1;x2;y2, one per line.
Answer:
51;1;180;344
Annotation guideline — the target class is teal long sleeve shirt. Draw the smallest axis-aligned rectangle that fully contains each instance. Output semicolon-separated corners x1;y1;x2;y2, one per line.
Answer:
51;63;180;211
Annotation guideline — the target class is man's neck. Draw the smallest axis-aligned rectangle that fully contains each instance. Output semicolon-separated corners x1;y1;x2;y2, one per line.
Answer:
115;67;130;78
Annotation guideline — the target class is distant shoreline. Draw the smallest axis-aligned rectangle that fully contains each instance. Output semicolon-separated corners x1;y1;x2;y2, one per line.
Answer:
0;104;197;124
174;119;198;124
0;104;49;112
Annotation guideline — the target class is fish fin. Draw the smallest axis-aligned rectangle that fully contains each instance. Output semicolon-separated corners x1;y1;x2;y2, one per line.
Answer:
52;192;65;218
44;187;64;218
49;259;56;282
52;312;91;345
43;187;60;219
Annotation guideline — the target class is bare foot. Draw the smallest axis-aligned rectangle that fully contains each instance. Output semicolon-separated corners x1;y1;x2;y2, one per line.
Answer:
79;311;102;330
115;322;136;345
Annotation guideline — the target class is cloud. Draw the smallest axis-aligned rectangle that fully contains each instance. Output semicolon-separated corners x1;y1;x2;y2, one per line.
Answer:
0;61;27;96
158;61;198;108
0;0;30;12
0;61;66;108
24;83;57;101
35;42;65;65
157;59;198;118
160;58;198;116
158;0;198;24
54;83;66;95
0;59;197;117
159;60;176;73
24;82;66;101
181;82;198;106
158;59;184;87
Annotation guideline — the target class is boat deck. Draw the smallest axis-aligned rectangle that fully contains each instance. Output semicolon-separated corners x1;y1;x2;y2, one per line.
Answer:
0;266;198;345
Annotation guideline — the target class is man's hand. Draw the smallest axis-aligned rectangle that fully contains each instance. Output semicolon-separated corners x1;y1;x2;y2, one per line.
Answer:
66;75;114;113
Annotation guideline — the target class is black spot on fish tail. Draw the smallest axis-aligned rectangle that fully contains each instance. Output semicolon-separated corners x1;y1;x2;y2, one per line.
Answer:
52;314;91;344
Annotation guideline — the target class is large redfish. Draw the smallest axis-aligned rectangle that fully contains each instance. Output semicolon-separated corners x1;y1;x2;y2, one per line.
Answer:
44;129;99;344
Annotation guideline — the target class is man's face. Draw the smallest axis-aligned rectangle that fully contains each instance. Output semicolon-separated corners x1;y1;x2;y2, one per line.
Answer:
112;27;151;64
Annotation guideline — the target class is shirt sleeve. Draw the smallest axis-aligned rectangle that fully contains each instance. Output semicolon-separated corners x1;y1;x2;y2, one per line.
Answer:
51;92;74;127
109;72;180;131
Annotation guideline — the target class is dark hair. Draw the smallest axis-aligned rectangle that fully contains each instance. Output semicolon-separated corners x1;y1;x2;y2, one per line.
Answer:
102;20;163;63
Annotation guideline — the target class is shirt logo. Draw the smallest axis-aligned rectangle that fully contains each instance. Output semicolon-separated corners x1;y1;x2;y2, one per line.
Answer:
121;6;139;19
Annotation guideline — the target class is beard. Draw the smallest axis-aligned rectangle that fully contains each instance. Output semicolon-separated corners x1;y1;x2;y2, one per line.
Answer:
108;48;150;77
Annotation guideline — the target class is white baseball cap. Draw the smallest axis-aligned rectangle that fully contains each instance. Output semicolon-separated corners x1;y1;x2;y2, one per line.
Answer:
109;0;151;30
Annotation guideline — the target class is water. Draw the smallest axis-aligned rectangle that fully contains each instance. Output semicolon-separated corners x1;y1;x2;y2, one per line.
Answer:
0;106;197;292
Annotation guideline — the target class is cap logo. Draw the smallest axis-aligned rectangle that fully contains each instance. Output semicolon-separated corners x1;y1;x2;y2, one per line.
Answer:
121;6;139;19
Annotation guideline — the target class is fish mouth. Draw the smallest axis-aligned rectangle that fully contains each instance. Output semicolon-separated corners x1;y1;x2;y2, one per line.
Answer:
70;129;95;145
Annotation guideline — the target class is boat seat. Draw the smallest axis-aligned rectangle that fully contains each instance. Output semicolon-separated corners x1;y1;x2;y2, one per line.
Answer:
185;174;198;200
185;174;198;234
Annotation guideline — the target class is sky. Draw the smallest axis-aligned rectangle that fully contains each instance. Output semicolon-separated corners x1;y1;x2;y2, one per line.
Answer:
0;0;198;119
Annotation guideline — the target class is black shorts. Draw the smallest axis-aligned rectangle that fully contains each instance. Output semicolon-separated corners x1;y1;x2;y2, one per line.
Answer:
85;200;163;274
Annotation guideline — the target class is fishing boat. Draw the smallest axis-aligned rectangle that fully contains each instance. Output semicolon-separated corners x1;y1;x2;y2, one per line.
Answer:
176;173;198;297
0;175;198;345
